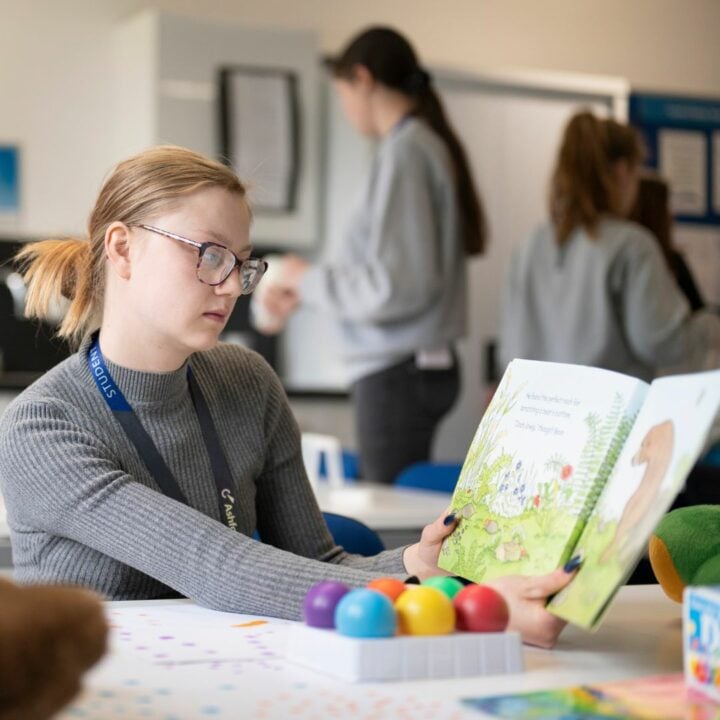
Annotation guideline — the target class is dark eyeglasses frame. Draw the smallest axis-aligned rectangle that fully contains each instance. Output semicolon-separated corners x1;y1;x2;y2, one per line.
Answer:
136;224;267;291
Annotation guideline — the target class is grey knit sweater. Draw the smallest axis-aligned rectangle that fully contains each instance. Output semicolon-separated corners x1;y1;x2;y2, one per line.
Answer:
300;117;466;383
0;337;407;619
499;219;720;381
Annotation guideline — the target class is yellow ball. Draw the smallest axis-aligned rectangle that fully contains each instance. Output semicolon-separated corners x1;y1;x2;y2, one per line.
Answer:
394;586;456;635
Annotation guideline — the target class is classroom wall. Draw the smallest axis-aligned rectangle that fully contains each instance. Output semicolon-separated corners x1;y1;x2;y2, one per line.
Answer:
1;0;718;463
0;0;718;237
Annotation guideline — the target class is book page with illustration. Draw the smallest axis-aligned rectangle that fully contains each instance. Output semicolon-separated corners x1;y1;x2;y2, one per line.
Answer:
549;369;720;629
438;360;647;582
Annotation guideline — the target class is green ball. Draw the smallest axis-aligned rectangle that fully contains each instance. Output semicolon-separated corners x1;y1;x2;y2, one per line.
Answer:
421;576;464;600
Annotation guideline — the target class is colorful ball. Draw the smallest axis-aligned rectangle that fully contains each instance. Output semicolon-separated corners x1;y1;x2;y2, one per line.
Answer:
453;584;509;632
302;581;350;628
367;577;407;602
394;586;455;636
334;588;397;638
421;576;464;600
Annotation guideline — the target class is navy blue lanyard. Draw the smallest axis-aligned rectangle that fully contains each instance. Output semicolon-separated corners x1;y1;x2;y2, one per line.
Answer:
87;336;240;532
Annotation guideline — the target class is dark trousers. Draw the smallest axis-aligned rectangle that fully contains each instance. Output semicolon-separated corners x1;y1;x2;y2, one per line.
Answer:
353;356;460;485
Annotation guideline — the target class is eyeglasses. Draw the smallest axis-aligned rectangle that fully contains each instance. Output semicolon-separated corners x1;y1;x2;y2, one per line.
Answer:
136;224;267;293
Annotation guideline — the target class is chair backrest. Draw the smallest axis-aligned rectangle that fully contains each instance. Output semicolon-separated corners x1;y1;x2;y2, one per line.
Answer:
319;449;359;482
322;512;385;556
252;512;384;557
394;461;462;494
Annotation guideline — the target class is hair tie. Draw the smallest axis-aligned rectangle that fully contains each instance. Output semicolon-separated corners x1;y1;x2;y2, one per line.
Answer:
404;68;432;95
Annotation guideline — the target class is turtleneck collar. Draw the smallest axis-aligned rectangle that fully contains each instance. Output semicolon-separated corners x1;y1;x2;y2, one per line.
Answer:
77;333;190;405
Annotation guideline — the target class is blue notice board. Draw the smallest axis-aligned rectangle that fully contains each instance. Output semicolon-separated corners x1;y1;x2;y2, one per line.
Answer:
0;145;20;215
630;94;720;226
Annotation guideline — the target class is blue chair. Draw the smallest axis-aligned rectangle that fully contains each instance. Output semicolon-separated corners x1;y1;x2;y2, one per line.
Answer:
394;461;462;494
318;450;360;482
323;511;385;556
253;511;384;557
700;442;720;467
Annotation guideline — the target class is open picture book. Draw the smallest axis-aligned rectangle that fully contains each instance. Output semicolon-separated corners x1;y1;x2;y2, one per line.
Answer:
438;359;720;629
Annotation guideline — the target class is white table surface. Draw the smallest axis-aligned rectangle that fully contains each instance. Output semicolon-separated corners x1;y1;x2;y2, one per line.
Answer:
57;584;682;720
313;481;452;530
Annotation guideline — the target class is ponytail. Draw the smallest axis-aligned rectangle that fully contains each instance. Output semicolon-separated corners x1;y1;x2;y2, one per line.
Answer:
329;25;487;256
15;237;102;347
550;110;643;244
413;87;487;256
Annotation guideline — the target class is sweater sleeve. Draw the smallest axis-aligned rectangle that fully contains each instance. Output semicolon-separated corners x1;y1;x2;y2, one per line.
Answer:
247;352;409;575
0;397;407;621
300;141;445;323
613;230;720;371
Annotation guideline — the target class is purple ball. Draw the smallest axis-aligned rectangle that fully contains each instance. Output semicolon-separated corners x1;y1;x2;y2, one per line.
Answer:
303;581;350;628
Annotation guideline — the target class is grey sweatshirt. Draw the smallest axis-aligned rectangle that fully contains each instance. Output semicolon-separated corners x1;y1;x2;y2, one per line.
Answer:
499;219;720;381
301;117;466;382
0;338;407;619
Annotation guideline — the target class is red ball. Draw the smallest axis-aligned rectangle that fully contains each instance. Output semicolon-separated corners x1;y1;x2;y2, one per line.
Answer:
453;584;509;632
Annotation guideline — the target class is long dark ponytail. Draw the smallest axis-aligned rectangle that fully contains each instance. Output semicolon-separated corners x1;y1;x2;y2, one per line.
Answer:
328;26;487;256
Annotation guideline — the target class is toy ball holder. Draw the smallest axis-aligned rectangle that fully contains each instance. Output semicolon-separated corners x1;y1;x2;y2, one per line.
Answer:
287;578;523;682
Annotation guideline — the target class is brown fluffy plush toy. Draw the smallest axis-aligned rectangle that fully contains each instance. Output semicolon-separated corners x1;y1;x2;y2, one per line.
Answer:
0;577;108;720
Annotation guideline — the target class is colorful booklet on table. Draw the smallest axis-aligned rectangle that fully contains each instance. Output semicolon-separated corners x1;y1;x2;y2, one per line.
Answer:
462;673;720;719
438;359;720;629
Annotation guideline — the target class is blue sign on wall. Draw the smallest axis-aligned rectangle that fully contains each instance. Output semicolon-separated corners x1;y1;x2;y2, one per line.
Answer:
0;145;20;215
630;94;720;226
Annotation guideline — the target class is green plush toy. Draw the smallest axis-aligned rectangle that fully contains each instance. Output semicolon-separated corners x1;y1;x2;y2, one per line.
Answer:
649;505;720;603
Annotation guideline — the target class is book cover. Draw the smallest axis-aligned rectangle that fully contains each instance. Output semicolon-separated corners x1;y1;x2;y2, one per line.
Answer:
439;359;720;629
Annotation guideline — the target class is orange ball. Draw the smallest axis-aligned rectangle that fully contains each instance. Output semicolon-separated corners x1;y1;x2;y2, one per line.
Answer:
367;577;407;602
394;586;456;636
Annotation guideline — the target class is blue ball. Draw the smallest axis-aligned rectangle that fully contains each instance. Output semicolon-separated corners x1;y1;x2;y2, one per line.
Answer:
334;588;397;638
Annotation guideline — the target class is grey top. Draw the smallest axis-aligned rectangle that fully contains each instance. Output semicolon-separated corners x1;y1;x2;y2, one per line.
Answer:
499;219;720;381
301;117;467;382
0;337;407;619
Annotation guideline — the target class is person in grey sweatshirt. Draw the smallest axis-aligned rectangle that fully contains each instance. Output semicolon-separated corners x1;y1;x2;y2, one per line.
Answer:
0;145;573;648
260;27;488;486
499;111;720;379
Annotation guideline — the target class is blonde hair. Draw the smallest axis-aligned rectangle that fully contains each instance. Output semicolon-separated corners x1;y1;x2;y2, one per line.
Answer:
16;145;246;348
550;111;643;244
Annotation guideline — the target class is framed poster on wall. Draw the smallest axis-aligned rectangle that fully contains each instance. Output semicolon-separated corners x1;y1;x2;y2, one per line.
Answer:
630;94;720;225
219;67;300;213
630;93;720;309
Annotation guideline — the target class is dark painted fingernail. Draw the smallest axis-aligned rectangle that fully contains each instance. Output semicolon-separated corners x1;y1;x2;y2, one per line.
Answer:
563;555;582;573
443;513;457;526
404;575;420;584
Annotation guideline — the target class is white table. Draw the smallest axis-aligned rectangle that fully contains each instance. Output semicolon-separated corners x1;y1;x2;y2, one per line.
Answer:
57;585;682;719
313;482;452;547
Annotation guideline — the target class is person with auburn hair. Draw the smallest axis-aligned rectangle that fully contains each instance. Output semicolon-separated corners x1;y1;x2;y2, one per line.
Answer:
0;145;573;648
629;173;705;312
256;26;487;486
499;110;720;380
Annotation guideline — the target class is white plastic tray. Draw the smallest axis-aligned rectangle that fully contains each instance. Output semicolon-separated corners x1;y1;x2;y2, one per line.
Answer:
287;624;524;682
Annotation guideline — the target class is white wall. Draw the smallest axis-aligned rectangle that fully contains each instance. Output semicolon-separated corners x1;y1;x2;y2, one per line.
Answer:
0;0;718;461
1;0;718;238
